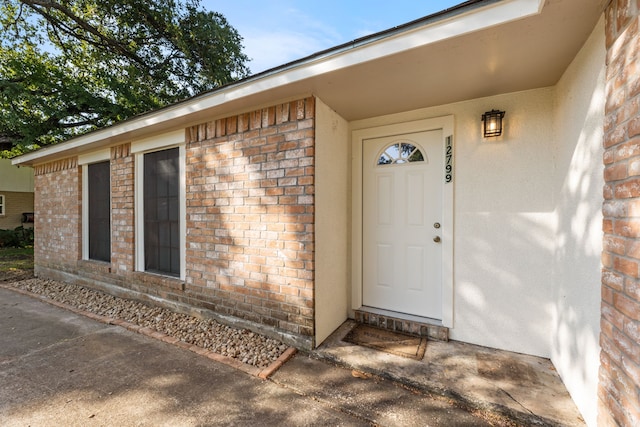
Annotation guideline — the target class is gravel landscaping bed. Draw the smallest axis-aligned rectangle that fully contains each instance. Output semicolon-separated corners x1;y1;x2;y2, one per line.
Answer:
9;277;288;368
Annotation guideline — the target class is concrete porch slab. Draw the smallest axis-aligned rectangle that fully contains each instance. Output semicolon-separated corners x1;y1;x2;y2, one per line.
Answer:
312;321;586;427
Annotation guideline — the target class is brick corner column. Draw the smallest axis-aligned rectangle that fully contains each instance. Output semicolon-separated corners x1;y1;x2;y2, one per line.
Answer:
600;1;640;426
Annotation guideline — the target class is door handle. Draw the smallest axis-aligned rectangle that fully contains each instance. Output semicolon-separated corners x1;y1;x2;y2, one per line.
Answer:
433;236;441;243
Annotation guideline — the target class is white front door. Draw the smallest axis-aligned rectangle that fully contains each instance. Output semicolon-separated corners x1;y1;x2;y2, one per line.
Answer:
362;130;443;320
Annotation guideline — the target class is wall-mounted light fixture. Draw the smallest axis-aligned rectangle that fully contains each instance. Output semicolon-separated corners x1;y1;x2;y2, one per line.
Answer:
481;109;505;137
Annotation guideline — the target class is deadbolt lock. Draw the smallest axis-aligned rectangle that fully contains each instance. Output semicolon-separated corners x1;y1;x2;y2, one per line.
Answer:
434;222;441;229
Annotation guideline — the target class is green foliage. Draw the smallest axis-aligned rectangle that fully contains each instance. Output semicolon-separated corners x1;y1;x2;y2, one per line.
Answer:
0;0;250;156
0;226;34;248
0;245;33;273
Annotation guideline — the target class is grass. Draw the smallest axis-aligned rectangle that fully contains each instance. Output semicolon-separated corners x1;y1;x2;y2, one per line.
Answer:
0;247;34;272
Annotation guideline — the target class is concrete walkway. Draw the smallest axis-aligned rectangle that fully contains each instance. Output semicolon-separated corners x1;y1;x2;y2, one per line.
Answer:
1;282;586;426
0;286;505;426
311;321;586;426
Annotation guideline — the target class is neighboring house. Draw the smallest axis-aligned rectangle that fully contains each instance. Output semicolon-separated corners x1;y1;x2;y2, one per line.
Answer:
0;158;34;229
11;0;640;425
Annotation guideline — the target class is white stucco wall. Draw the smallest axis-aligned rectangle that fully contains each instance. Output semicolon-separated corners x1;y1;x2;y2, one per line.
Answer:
550;17;604;427
315;98;350;345
449;89;558;356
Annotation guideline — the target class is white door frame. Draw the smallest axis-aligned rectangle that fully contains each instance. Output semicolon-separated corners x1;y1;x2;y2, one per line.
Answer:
352;115;454;327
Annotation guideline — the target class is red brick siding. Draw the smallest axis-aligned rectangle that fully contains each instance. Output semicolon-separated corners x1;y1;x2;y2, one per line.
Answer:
601;1;640;426
110;144;135;273
33;158;81;273
185;97;315;337
33;97;316;345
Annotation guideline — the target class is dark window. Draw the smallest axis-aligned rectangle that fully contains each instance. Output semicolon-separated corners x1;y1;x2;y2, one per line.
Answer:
88;161;111;262
144;148;180;276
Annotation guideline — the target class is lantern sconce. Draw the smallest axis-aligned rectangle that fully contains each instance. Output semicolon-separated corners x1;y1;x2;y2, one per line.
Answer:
481;109;505;138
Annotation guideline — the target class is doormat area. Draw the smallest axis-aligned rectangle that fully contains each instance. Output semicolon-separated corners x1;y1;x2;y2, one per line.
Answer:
342;324;427;360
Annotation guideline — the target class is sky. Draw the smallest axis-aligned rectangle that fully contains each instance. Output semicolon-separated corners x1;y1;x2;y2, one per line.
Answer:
201;1;464;74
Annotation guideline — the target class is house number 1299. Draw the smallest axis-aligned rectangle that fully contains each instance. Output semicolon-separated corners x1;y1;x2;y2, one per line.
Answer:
445;136;453;183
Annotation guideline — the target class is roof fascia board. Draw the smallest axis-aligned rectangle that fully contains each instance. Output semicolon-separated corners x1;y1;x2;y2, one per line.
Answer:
130;129;185;154
303;0;544;67
77;148;110;165
261;0;543;88
13;0;543;166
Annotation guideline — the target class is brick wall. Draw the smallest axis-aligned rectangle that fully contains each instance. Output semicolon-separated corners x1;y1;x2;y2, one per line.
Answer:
0;191;34;229
600;1;640;426
185;97;315;338
32;97;316;347
33;158;81;273
110;144;135;274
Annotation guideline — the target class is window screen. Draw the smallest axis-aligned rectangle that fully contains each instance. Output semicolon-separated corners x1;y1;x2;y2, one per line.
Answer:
88;161;111;262
144;147;180;276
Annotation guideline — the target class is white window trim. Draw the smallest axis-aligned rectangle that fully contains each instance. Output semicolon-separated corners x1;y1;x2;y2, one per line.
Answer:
78;148;111;166
351;115;454;328
133;132;186;281
80;149;111;261
0;194;5;216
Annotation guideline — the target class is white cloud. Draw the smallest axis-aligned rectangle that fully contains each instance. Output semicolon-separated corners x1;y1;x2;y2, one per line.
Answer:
204;0;464;74
242;30;326;73
236;7;343;73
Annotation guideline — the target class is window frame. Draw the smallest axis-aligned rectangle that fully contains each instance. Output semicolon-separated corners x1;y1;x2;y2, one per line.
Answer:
142;147;181;276
0;194;4;216
87;161;111;262
376;140;426;166
79;149;111;262
133;131;186;280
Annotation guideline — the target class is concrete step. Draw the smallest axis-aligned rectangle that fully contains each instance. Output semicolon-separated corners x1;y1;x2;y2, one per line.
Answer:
353;309;449;341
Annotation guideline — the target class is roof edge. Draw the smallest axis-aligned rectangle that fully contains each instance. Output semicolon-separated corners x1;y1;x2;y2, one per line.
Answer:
13;0;544;166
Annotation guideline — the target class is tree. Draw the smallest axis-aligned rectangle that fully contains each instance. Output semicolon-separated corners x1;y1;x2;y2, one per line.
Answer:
0;0;250;157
